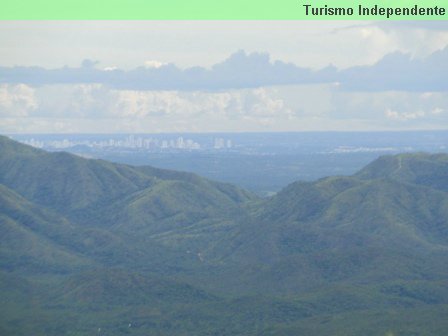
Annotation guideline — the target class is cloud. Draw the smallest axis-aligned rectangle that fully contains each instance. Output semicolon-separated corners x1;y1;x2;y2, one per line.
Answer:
34;84;113;118
327;89;448;129
1;47;448;133
385;106;446;122
1;81;446;133
81;59;100;69
336;21;448;61
0;48;447;92
0;50;318;91
104;87;291;120
340;47;448;91
0;84;293;123
144;60;167;69
0;84;37;117
385;109;426;121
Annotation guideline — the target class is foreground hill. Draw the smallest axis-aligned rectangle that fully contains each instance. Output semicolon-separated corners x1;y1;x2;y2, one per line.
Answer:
1;136;448;335
0;135;254;215
0;135;255;268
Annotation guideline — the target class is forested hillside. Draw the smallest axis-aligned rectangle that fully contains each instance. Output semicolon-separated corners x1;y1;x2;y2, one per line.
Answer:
1;135;448;335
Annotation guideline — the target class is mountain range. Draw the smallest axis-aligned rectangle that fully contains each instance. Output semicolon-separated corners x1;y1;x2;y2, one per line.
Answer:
1;135;448;335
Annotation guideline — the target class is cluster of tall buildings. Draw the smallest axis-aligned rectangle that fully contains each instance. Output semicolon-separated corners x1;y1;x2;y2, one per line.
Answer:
19;135;233;152
214;137;232;149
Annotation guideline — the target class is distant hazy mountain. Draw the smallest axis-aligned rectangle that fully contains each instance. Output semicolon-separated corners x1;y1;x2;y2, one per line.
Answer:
1;135;448;336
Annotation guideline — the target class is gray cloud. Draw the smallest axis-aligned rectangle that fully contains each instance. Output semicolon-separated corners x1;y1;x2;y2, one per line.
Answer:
340;47;448;91
1;48;447;92
0;51;314;90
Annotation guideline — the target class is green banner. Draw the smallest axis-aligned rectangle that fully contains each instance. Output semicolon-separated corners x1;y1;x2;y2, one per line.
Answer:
2;0;447;20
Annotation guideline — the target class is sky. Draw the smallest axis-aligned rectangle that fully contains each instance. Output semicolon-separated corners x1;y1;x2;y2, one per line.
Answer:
0;20;447;133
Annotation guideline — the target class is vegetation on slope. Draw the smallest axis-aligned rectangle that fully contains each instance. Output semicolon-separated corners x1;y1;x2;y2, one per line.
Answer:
1;135;448;335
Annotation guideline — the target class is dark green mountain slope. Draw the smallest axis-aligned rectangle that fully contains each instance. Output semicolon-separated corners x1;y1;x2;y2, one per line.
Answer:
0;135;255;219
57;268;216;306
356;152;448;192
0;136;154;212
0;182;197;274
207;174;448;295
0;183;92;272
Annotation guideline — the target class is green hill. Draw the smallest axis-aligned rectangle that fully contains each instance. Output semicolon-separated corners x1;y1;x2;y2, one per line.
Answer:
355;153;448;192
0;135;255;218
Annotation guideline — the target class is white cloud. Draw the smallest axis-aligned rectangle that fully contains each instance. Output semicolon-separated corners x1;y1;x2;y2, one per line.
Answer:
432;107;444;115
385;109;426;121
103;66;118;71
374;22;448;58
328;89;448;127
337;22;448;67
0;84;292;122
1;83;447;133
35;84;112;118
0;84;37;117
144;60;167;69
111;87;290;120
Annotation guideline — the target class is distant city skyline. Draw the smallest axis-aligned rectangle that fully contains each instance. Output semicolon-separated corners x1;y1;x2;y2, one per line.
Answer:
0;21;447;133
16;134;233;152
